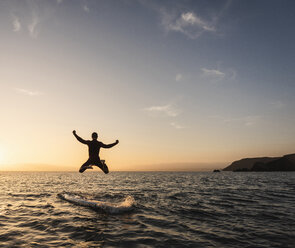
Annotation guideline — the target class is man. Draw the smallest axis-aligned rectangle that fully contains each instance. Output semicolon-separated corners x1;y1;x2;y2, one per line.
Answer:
73;130;119;173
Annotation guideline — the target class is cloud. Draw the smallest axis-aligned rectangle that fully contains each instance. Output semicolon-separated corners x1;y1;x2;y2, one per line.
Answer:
161;10;216;39
14;88;42;96
224;115;262;127
271;101;285;109
139;0;233;39
12;15;21;32
243;116;262;126
175;73;183;82
200;67;237;83
56;0;63;4
28;14;39;38
228;68;237;81
201;68;225;78
83;5;90;12
209;115;262;127
145;104;180;117
170;122;186;129
181;12;215;31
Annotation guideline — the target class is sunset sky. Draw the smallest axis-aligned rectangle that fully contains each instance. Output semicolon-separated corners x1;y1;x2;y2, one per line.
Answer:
0;0;295;171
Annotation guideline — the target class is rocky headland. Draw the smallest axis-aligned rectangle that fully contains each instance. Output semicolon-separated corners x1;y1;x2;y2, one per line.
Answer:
223;154;295;172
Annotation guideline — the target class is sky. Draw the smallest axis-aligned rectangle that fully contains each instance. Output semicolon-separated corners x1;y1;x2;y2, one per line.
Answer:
0;0;295;171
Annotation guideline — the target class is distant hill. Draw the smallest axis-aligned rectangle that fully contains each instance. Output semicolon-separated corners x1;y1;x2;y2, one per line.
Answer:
252;154;295;171
223;157;279;171
223;154;295;172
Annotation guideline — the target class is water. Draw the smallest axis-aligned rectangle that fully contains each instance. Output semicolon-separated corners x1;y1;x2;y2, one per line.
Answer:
0;171;294;247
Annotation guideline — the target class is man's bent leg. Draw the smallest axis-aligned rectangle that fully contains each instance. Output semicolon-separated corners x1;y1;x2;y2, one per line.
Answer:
94;160;109;174
79;160;92;173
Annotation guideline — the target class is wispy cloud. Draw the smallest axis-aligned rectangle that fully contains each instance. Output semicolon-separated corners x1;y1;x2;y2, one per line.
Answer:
201;68;225;78
175;73;183;82
14;88;43;96
211;115;262;127
145;104;180;117
10;2;41;38
181;12;215;31
228;68;237;81
83;5;90;12
170;122;186;129
28;14;39;38
140;0;232;39
243;116;261;127
161;10;215;39
56;0;63;4
12;15;21;32
271;101;285;109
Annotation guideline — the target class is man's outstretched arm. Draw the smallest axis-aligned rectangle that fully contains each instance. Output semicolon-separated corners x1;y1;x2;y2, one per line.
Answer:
73;130;88;144
100;140;119;149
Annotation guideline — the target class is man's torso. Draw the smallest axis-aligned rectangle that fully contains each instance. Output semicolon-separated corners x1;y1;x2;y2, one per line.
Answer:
87;140;101;159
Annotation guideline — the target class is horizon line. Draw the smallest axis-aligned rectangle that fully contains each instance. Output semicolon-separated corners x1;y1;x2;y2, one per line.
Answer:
0;169;222;172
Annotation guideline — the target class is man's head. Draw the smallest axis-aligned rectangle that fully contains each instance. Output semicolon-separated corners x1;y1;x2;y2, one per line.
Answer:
92;132;98;140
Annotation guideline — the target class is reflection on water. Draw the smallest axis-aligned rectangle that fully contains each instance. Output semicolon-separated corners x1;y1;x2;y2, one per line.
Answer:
0;171;294;247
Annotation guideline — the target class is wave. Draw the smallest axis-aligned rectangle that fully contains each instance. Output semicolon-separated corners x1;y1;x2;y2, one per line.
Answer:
58;193;135;214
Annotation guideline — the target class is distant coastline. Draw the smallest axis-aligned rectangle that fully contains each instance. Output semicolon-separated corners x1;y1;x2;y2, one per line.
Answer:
223;153;295;172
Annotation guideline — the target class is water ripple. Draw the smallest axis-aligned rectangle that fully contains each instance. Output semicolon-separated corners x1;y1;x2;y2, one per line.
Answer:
0;171;294;247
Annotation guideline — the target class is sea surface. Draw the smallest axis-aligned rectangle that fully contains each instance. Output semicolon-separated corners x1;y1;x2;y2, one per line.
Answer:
0;171;294;247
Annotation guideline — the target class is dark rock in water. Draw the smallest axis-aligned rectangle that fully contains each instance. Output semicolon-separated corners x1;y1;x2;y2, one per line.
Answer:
224;153;295;172
252;154;295;171
213;169;220;172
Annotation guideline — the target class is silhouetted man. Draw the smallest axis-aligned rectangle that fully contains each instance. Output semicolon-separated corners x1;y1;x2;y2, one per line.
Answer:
73;130;119;173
